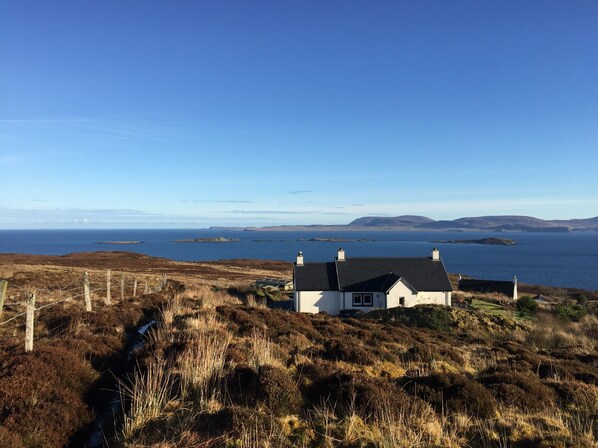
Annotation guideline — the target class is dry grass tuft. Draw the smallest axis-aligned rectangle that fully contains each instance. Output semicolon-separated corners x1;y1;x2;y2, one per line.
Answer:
182;284;240;309
243;292;267;309
248;328;282;370
119;357;175;440
527;313;597;353
178;328;232;411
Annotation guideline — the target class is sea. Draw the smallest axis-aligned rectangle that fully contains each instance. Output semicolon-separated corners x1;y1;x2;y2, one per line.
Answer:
0;229;597;291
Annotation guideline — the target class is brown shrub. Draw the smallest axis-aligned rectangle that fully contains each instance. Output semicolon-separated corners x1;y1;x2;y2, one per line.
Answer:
257;308;321;341
226;365;260;407
399;373;496;418
295;360;336;387
0;426;25;448
226;340;250;364
199;406;288;447
216;306;262;335
480;367;556;411
0;346;96;448
561;359;598;385
321;337;376;365
258;366;303;416
536;362;572;381
226;365;302;417
496;341;545;371
401;345;435;363
307;371;418;421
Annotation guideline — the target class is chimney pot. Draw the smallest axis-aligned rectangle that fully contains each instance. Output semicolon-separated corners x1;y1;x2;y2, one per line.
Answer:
337;248;345;261
296;251;304;266
432;247;440;261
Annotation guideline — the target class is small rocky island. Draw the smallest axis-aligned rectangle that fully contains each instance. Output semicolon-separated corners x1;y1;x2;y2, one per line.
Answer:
95;241;143;245
298;238;373;243
436;237;516;246
174;237;240;243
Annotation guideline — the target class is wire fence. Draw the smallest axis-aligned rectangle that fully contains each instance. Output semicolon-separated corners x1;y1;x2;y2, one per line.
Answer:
0;269;168;355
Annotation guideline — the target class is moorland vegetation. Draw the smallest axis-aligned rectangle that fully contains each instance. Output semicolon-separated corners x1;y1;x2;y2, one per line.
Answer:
116;287;598;448
0;253;596;448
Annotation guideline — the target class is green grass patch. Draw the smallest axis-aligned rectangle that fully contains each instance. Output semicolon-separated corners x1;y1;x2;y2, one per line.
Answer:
471;299;506;315
471;299;533;322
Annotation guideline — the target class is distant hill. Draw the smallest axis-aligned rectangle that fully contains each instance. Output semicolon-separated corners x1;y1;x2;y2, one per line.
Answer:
416;215;574;232
348;215;434;227
552;216;598;229
237;214;598;232
348;215;598;232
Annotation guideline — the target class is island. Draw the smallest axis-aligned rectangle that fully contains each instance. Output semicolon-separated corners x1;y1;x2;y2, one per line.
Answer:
298;238;373;243
435;237;516;246
174;237;240;243
95;241;143;245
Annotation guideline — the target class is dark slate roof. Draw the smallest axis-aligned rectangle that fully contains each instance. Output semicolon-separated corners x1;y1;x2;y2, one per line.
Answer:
458;279;515;298
295;257;452;292
336;258;452;292
294;262;338;291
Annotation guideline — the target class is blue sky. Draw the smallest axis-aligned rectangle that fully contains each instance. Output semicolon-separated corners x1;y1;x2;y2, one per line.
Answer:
1;1;597;229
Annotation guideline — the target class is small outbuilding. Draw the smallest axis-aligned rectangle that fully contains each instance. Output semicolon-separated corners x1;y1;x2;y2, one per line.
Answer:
253;278;294;291
458;275;518;300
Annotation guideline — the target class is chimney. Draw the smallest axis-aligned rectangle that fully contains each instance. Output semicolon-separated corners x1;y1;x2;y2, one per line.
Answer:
432;247;440;261
337;248;345;262
296;251;304;266
513;275;518;301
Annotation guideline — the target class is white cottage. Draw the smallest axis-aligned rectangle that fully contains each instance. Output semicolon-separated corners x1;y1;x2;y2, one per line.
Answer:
293;248;452;315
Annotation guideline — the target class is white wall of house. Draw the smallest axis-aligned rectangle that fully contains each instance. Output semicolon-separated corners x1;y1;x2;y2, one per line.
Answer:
296;287;452;315
295;290;341;314
387;282;451;308
387;281;418;307
415;290;452;306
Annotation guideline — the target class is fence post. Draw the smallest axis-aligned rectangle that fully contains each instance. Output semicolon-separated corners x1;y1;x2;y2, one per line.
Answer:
84;271;92;312
25;291;36;352
159;274;167;291
133;279;138;297
0;280;7;320
144;281;149;295
121;275;125;301
106;269;112;305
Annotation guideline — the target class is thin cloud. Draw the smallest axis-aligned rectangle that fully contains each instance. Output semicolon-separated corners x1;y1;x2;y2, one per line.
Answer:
191;200;252;203
0;117;173;139
289;190;314;194
227;210;321;215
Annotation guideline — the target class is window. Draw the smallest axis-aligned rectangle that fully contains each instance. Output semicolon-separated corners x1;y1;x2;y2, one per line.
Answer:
353;293;373;307
399;297;405;306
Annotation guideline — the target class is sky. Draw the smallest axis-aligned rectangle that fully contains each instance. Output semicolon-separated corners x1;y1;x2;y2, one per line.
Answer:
1;1;597;229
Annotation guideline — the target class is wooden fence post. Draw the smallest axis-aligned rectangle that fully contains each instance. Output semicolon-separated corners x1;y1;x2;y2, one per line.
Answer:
25;291;36;352
0;280;7;320
106;269;112;305
121;275;125;301
159;274;167;291
144;281;149;295
133;279;138;297
84;271;92;312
